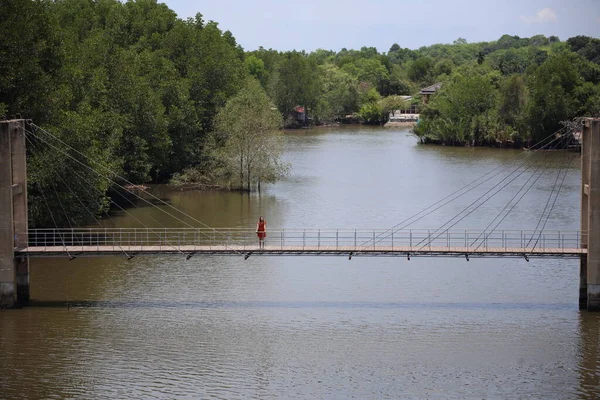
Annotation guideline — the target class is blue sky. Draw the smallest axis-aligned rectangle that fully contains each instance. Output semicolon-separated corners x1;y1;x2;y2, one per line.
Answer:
162;0;600;52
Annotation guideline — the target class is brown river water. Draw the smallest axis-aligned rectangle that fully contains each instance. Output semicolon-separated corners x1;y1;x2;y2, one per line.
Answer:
1;125;599;399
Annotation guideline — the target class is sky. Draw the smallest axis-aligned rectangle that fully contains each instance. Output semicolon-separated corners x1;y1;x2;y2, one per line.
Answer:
161;0;600;52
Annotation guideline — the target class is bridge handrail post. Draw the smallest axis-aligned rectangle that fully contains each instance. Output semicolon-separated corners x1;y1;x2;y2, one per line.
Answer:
465;229;468;249
484;230;487;251
503;230;506;250
410;230;412;247
428;229;431;251
561;231;564;249
447;230;449;248
318;229;321;249
391;229;394;249
281;230;283;250
354;229;357;250
521;230;524;249
303;230;306;249
336;229;339;250
542;232;545;250
373;230;375;250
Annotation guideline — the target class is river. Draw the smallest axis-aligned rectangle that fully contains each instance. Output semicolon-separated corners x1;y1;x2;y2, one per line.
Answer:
1;125;598;399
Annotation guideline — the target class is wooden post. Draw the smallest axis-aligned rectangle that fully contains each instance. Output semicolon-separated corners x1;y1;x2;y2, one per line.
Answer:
0;119;28;307
583;118;600;310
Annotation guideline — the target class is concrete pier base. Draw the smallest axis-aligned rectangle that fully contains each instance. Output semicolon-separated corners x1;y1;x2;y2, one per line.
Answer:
588;285;600;311
16;257;29;305
581;256;588;309
0;281;16;308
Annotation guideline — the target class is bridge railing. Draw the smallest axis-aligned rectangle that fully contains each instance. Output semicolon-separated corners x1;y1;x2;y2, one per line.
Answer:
25;228;584;252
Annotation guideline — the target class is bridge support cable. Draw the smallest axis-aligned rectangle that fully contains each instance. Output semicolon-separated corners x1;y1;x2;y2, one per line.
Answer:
384;127;573;251
524;153;574;249
23;132;135;259
25;130;188;256
27;122;247;255
434;134;577;252
23;129;188;257
405;130;570;247
529;156;576;253
471;163;547;250
415;156;551;251
361;127;570;248
43;160;84;248
472;134;578;250
25;125;244;256
469;153;567;249
33;164;73;260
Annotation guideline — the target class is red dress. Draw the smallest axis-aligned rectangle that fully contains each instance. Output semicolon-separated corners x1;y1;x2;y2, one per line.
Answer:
257;221;266;239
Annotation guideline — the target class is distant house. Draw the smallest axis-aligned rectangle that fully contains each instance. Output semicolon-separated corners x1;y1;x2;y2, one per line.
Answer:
389;96;419;121
419;83;442;103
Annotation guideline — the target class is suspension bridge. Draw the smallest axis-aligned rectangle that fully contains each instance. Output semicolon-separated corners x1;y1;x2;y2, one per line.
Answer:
1;119;599;309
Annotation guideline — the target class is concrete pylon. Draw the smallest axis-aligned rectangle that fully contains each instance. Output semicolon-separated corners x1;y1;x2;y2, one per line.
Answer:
0;119;29;308
581;118;600;310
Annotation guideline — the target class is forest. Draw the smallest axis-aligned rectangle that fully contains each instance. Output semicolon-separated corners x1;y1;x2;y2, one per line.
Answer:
1;0;599;227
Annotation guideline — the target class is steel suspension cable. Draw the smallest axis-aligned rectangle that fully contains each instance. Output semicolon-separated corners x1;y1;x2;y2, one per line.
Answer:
530;155;577;252
27;122;247;246
381;131;567;249
24;131;133;257
24;129;187;255
363;127;569;247
524;152;572;248
472;160;549;250
468;146;571;249
416;159;542;250
33;169;72;258
26;124;245;255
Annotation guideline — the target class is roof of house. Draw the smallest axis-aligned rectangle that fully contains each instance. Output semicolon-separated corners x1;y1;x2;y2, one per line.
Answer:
419;83;442;95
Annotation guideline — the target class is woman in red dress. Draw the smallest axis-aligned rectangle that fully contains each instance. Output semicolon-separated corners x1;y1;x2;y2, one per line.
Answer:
256;216;266;248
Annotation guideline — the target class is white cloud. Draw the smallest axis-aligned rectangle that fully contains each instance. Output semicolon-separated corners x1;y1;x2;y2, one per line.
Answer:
520;8;558;24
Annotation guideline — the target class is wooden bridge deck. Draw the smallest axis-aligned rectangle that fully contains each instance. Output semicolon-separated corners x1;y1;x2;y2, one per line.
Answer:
16;245;587;259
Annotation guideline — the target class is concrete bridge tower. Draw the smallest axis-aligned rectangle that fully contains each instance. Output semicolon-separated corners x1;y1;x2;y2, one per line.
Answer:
581;118;600;310
0;119;29;307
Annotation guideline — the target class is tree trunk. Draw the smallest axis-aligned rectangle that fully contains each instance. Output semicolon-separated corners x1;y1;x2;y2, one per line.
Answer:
258;177;261;194
240;152;244;190
247;163;251;191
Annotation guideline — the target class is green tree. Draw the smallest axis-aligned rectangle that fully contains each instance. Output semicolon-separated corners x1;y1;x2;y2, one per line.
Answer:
415;70;497;144
497;74;528;141
407;57;434;84
525;51;583;142
245;55;268;86
270;51;320;124
313;64;359;123
210;78;288;191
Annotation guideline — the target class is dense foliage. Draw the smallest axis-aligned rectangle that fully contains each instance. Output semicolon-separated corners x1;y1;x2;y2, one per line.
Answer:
1;0;599;226
1;0;245;226
412;36;600;146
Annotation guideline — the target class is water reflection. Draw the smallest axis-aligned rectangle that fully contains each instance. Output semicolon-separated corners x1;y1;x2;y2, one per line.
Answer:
578;313;600;398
